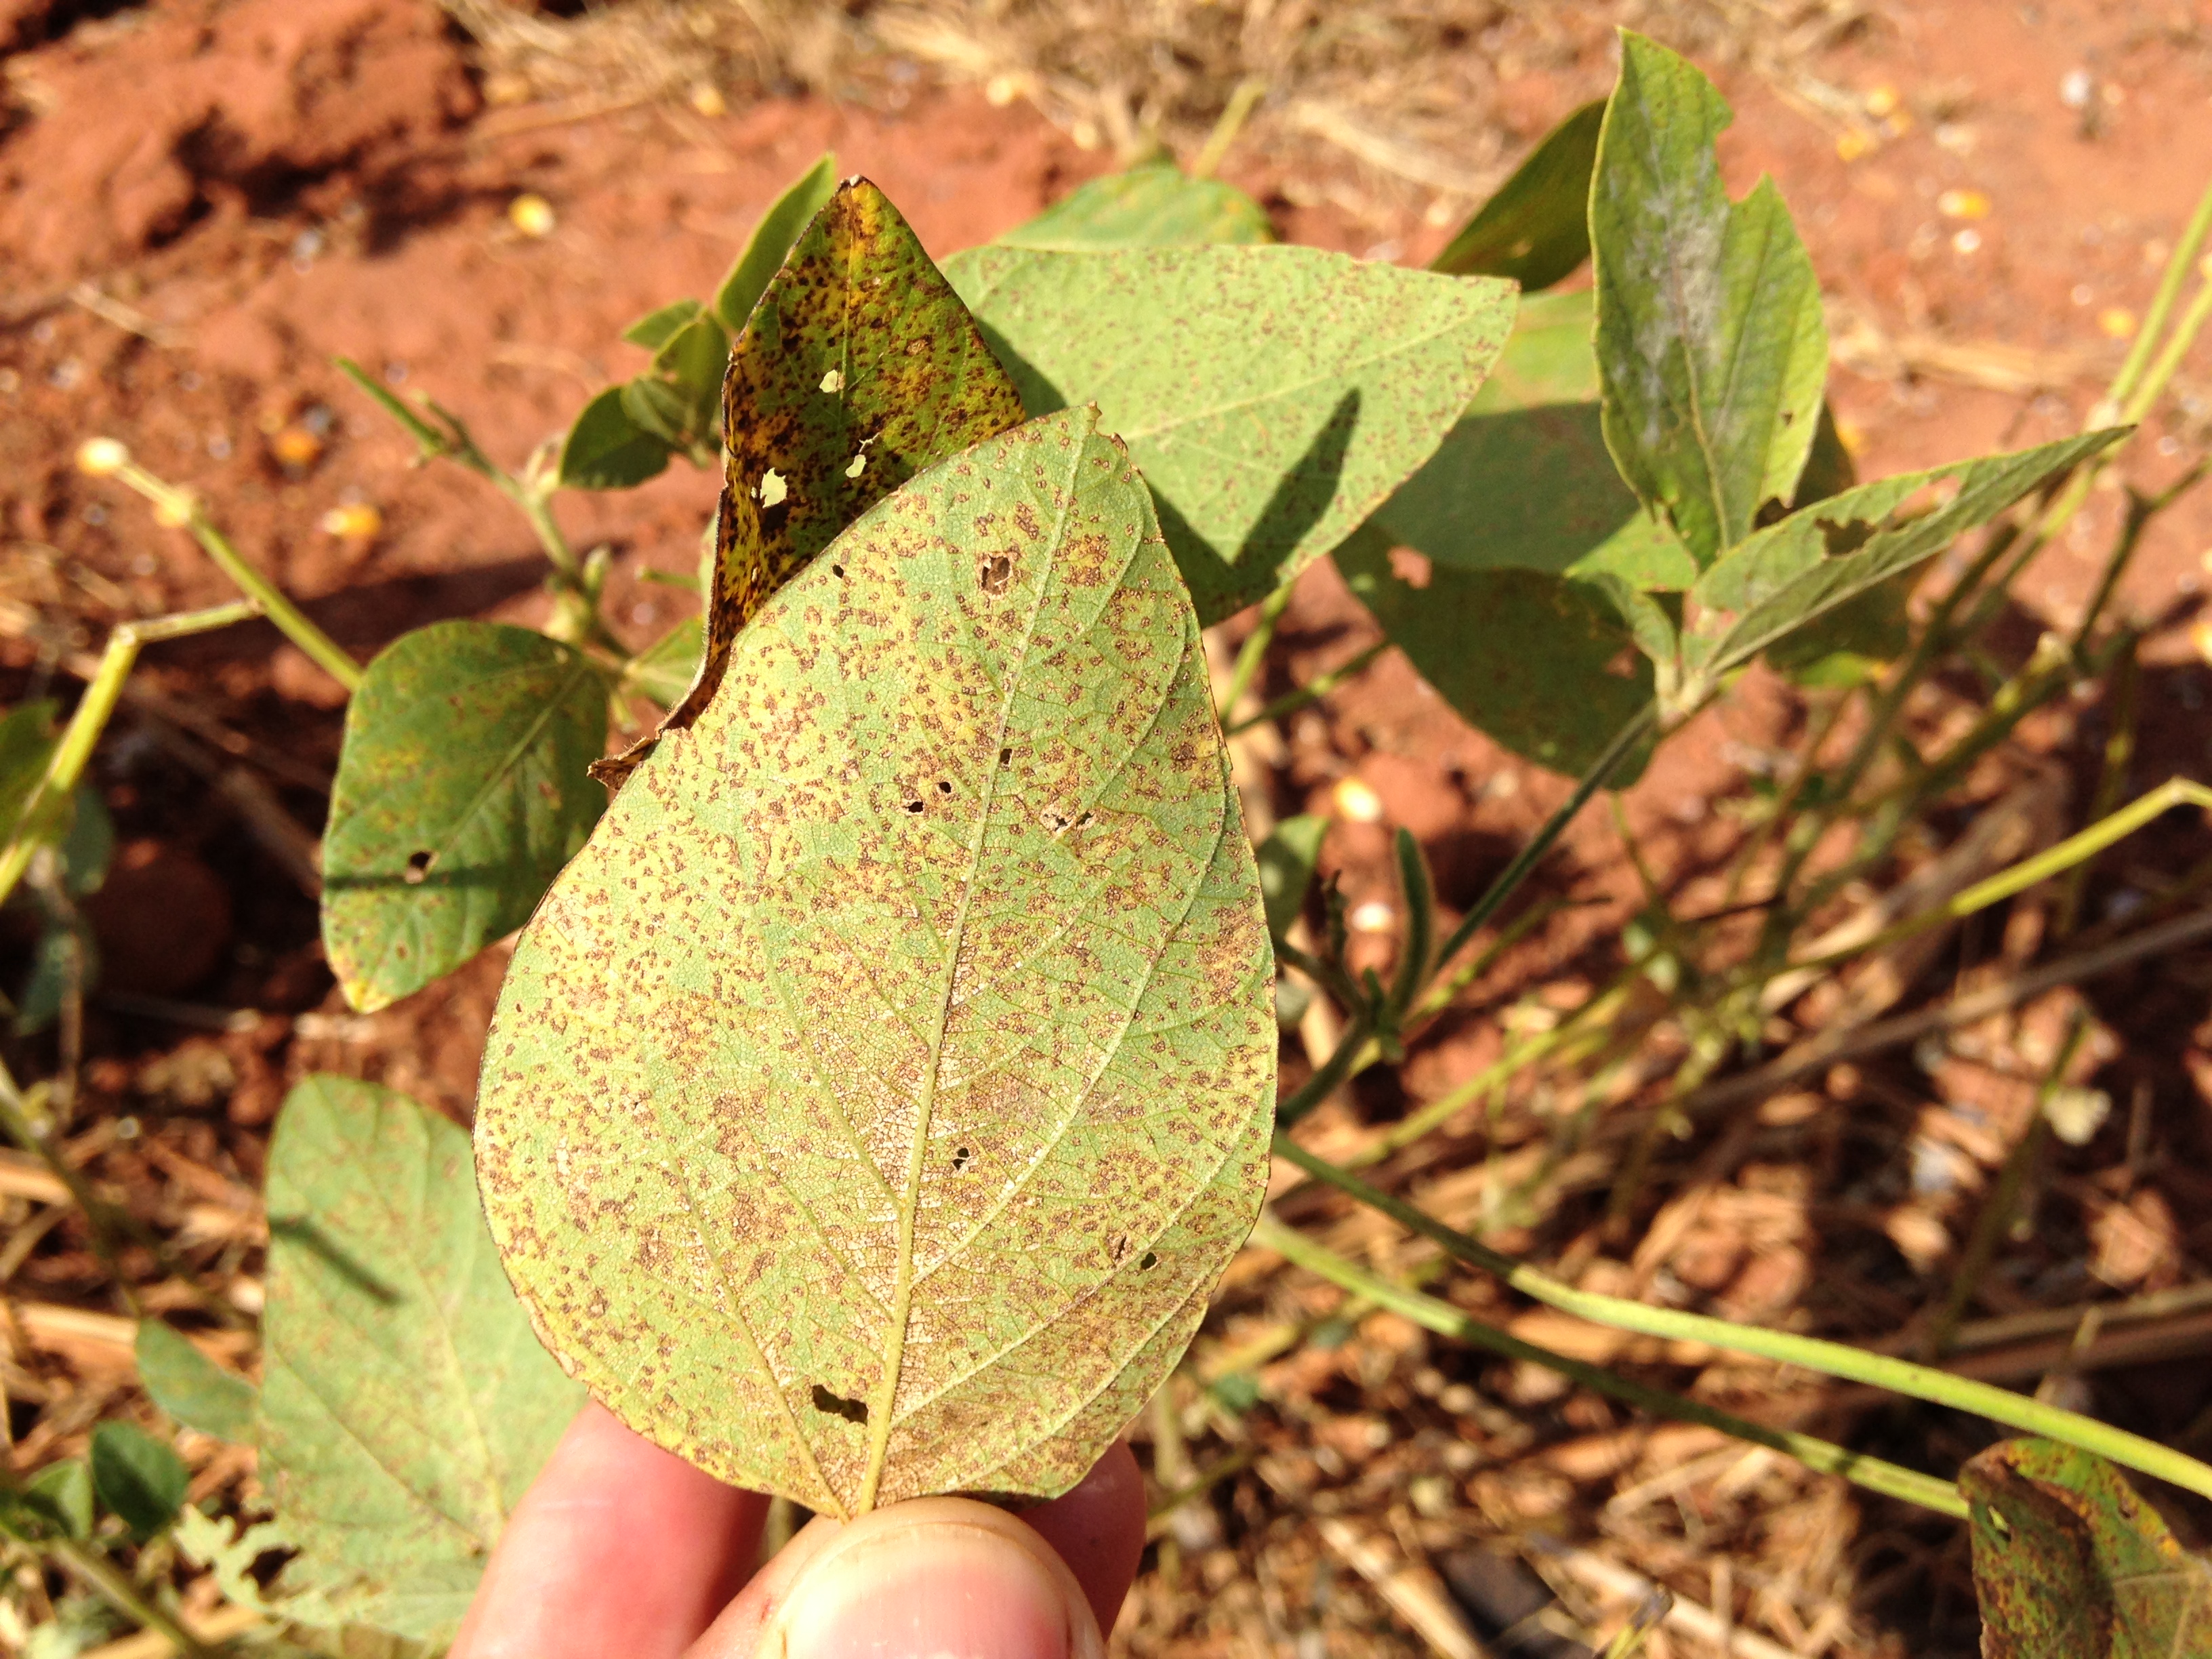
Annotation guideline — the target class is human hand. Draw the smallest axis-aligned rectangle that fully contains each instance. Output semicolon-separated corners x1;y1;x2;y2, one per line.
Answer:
449;1403;1147;1659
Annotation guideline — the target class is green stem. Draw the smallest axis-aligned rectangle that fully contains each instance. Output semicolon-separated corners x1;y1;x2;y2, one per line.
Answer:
1250;1212;1967;1518
1225;642;1385;738
1269;1137;2212;1505
51;1538;220;1659
1275;1006;1374;1126
1191;77;1267;179
0;602;260;909
111;464;361;692
2117;264;2212;427
2108;172;2212;407
1219;571;1300;721
1426;703;1655;984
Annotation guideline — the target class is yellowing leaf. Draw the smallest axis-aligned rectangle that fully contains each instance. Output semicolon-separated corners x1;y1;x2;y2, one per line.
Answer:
599;177;1027;785
478;407;1275;1517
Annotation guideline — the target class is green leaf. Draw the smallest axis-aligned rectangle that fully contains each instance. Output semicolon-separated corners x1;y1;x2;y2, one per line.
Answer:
946;244;1517;623
621;312;733;457
12;920;94;1037
260;1076;585;1643
1965;1438;2212;1658
1430;100;1604;290
600;177;1028;786
0;699;57;846
18;1458;94;1542
621;615;705;710
997;163;1274;251
1592;33;1828;565
136;1320;258;1444
321;621;610;1012
1370;289;1697;592
558;386;672;491
623;297;704;350
1686;430;2123;685
1337;524;1654;778
59;785;111;896
714;152;841;332
1258;815;1328;943
478;407;1276;1518
89;1421;189;1541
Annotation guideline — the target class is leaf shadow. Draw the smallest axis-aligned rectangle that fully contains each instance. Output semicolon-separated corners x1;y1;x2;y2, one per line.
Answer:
268;1215;402;1306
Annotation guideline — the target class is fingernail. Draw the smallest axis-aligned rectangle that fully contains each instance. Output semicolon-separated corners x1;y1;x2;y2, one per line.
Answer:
779;1519;1073;1659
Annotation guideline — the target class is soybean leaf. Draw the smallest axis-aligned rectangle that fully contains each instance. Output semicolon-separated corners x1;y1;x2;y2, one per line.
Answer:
600;177;1027;786
0;699;56;843
558;386;672;490
1593;32;1828;565
1338;524;1654;778
12;1459;93;1542
623;298;704;350
259;1076;585;1644
1368;289;1696;592
622;615;705;710
1430;100;1605;289
176;1510;441;1659
136;1320;258;1444
1258;815;1328;944
622;312;732;459
715;152;840;333
998;162;1275;251
947;244;1515;623
89;1421;188;1542
321;621;610;1012
478;407;1275;1517
1965;1438;2212;1658
1686;430;2123;687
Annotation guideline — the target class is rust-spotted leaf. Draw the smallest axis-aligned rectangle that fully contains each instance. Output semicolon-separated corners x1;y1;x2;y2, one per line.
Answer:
478;407;1275;1515
1965;1438;2212;1658
598;176;1026;785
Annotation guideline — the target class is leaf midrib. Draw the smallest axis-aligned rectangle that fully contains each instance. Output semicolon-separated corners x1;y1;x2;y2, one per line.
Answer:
856;438;1081;1511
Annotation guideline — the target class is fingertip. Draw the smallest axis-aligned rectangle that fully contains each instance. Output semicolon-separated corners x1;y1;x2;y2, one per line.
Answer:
1020;1441;1147;1637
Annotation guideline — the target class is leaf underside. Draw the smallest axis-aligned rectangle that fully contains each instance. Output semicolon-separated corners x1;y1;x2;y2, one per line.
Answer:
477;407;1276;1517
1593;32;1828;567
945;243;1517;624
1965;1437;2212;1658
321;622;608;1013
598;177;1028;787
258;1077;584;1644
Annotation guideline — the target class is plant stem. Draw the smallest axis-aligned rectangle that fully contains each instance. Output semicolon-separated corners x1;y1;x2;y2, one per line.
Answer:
1426;704;1655;984
109;463;361;692
1191;77;1267;179
1250;1212;1968;1518
1225;642;1385;738
51;1538;221;1659
2107;171;2212;408
1219;571;1300;721
1269;1137;2212;1505
1275;1006;1374;1126
0;602;260;909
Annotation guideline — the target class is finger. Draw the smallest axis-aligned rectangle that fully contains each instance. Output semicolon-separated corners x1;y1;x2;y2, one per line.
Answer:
687;1448;1145;1659
451;1401;769;1659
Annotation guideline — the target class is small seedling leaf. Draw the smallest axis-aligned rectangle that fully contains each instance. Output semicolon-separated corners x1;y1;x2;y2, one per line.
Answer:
1258;814;1329;944
258;1076;584;1644
478;407;1276;1517
1592;33;1828;565
1965;1437;2212;1657
136;1319;258;1444
998;162;1275;250
321;621;609;1012
1430;100;1605;290
1337;524;1654;779
623;298;705;350
626;310;733;455
0;699;57;843
9;1458;93;1542
1687;429;2124;684
947;244;1515;623
1369;289;1697;593
89;1420;189;1541
599;177;1027;786
558;385;673;490
715;152;840;333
